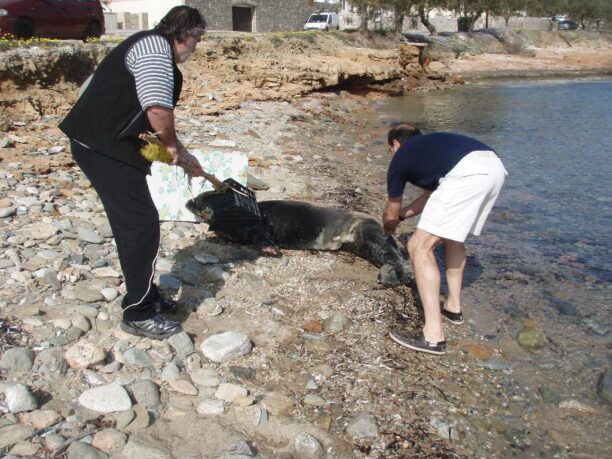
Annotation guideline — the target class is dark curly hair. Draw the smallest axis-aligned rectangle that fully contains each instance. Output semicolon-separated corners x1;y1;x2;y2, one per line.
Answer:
155;6;206;42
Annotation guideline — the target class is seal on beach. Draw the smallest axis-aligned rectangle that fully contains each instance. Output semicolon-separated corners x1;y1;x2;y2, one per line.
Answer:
186;191;411;285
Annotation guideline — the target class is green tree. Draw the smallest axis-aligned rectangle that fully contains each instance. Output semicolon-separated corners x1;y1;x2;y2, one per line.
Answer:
447;0;489;31
567;0;612;29
490;0;527;26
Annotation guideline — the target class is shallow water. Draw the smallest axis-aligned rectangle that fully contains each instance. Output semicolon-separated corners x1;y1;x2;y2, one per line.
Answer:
376;78;612;286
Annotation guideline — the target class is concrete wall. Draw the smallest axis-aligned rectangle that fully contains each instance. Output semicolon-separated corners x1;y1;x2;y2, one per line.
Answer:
186;0;313;32
402;15;551;33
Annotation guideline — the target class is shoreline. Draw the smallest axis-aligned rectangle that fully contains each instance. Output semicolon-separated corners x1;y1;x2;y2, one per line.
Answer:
0;32;611;458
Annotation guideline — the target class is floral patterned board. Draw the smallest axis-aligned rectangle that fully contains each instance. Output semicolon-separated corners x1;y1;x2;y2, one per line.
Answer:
147;150;248;222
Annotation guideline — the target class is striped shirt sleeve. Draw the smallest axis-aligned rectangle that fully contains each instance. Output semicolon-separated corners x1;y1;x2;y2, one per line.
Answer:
125;35;174;110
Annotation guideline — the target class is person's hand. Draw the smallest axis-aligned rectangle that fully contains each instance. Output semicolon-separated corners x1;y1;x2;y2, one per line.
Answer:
178;149;204;175
383;219;399;235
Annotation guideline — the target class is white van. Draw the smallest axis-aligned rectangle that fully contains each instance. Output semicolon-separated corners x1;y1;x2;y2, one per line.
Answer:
303;12;339;31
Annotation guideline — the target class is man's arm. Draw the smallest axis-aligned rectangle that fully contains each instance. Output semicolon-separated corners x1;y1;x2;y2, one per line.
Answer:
146;105;203;174
399;191;431;220
382;197;402;235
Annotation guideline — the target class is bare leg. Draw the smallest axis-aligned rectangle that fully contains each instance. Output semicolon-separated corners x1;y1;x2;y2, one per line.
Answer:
443;239;466;313
407;229;444;342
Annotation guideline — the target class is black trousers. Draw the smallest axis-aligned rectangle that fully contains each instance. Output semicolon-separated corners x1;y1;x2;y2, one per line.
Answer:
71;141;160;321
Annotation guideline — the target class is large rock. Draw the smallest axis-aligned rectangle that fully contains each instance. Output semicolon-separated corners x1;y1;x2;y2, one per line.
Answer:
65;341;106;369
200;331;252;363
79;383;132;413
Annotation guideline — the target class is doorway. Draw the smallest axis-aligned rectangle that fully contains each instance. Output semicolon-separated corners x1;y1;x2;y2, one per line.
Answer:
232;6;254;32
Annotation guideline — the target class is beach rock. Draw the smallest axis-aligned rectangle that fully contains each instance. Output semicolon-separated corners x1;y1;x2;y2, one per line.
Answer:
194;253;220;264
292;433;324;459
323;313;349;334
123;348;152;368
200;331;252;363
161;362;181;382
215;383;247;402
190;367;220;387
346;412;379;439
517;328;546;350
66;441;108;459
24;222;57;240
168;379;198;396
0;347;34;372
10;441;40;456
123;434;172;459
79;383;132;413
127;380;160;408
168;331;195;359
303;394;325;406
260;392;293;416
0;424;35;449
76;226;104;244
21;409;62;429
4;383;38;413
92;429;127;452
196;399;225;417
65;341;106;369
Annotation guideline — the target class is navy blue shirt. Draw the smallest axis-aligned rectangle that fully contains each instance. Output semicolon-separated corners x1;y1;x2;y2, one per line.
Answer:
387;132;494;196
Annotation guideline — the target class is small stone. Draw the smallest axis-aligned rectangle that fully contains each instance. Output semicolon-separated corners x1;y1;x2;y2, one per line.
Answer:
260;392;293;416
127;380;160;408
0;347;35;372
92;429;127;452
79;383;132;413
303;394;325;406
101;288;119;301
194;253;220;264
0;424;35;449
517;328;546;350
76;226;104;244
10;441;40;456
323;314;349;334
292;433;324;459
46;433;66;450
558;399;597;414
114;409;136;430
303;320;324;333
65;341;106;369
66;441;108;459
123;434;172;459
126;404;152;431
123;348;152;368
346;412;379;439
159;274;181;290
168;379;198;396
4;383;38;413
196;298;224;317
214;383;247;402
161;362;181;382
21;409;62;429
200;331;252;363
196;399;225;417
190;368;220;387
168;331;195;359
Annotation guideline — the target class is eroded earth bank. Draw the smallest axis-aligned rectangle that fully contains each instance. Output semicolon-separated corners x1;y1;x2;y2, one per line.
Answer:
0;31;611;458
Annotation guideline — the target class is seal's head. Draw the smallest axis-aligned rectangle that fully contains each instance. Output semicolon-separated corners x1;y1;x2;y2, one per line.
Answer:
185;190;217;222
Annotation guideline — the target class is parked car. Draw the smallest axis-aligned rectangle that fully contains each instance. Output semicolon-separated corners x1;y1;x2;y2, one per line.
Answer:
557;20;578;30
0;0;105;41
304;12;339;31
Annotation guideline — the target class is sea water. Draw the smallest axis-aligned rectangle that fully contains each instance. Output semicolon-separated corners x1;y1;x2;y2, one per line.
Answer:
372;78;612;358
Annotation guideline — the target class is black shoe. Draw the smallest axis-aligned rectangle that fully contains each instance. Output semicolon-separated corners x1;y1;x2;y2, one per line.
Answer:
389;330;447;355
441;307;464;325
120;314;181;340
154;297;178;314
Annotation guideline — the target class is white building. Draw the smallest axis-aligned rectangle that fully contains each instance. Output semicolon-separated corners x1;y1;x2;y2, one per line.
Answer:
105;0;184;29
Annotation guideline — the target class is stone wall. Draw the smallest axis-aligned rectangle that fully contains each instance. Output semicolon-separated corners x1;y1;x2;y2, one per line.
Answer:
187;0;314;32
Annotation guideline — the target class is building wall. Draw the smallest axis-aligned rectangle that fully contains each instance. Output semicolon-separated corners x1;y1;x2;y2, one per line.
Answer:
186;0;314;32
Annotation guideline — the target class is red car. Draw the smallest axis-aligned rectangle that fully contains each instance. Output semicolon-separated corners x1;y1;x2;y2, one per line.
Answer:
0;0;105;41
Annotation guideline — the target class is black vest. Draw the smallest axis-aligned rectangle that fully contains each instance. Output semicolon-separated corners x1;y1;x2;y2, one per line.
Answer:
59;30;183;173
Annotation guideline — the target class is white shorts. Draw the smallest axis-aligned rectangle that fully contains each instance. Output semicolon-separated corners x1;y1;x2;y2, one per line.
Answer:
417;150;507;243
